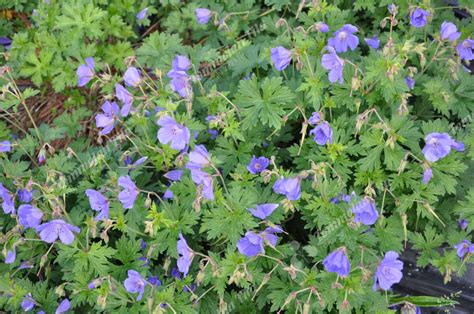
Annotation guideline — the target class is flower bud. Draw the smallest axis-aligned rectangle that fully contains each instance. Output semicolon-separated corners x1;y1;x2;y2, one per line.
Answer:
400;302;418;314
219;298;227;313
275;18;286;28
97;295;107;309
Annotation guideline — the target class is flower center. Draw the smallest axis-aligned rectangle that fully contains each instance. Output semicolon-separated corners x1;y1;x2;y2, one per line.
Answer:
339;31;347;40
171;126;180;135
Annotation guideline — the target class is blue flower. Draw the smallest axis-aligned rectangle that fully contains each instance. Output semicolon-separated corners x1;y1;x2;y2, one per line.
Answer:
136;8;148;20
440;21;460;42
364;35;380;49
310;121;333;145
351;198;378;225
124;270;147;301
321;47;344;83
247;156;270;174
237;231;264;257
157;116;191;151
422;133;464;162
195;8;212;24
76;57;94;87
270;46;292;71
328;24;359;52
247;203;279;220
323;248;350;277
177;234;194;277
410;8;429;28
85;189;109;220
373;251;403;291
273;177;301;201
118;176;139;209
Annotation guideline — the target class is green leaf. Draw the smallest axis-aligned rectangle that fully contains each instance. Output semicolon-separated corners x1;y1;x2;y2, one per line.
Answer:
235;76;295;130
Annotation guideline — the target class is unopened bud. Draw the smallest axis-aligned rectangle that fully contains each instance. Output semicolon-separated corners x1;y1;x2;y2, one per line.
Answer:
196;270;205;285
100;230;109;243
144;221;154;236
55;284;65;297
275;18;286;28
97;295;107;309
341;299;350;310
219;298;227;313
400;302;418;314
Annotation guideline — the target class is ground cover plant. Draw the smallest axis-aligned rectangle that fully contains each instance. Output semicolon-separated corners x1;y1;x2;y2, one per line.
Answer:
1;0;474;313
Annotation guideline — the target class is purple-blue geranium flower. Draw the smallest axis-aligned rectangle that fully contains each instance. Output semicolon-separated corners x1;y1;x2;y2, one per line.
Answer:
373;251;403;291
260;225;283;247
314;22;329;33
36;219;80;244
422;168;433;184
21;293;35;311
85;189;109;220
124;270;147;300
95;101;119;136
167;68;192;98
172;75;192;98
410;8;429;28
18;204;43;229
131;156;147;168
440;21;460;42
148;276;161;287
18;188;33;203
56;299;70;314
328;24;359;52
195;8;212;24
187;145;210;169
247;203;279;220
405;77;415;90
273;177;301;201
164;189;174;199
164;189;173;199
0;37;12;50
172;55;192;72
457;39;474;61
123;67;142;87
164;170;184;181
208;129;218;140
115;84;133;117
321;46;344;83
351;198;378;225
76;57;95;87
388;4;397;15
136;8;148;20
459;219;468;230
364;36;380;49
157;116;191;150
0;183;15;214
323;248;350;277
118;176;139;209
422;133;464;162
454;240;474;259
237;231;264;257
170;267;181;279
177;233;194;277
247;156;270;174
310;121;333;145
188;168;215;200
88;280;98;289
308;112;321;126
270;46;292;71
5;247;15;264
0;140;11;152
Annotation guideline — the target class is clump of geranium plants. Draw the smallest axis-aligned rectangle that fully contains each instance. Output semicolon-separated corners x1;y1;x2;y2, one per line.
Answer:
1;0;474;313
